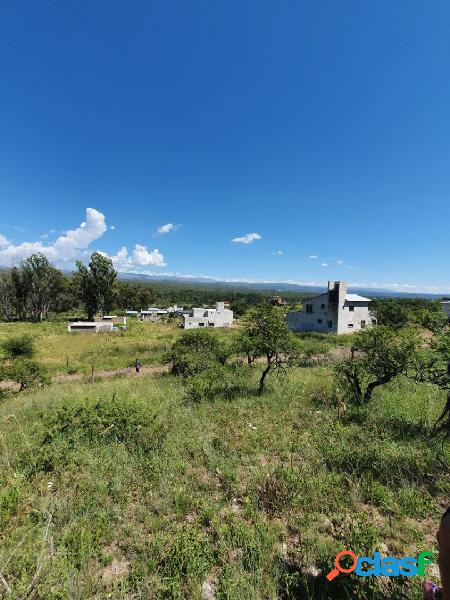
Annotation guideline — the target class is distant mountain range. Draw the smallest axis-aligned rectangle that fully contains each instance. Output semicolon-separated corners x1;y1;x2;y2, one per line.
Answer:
116;272;444;299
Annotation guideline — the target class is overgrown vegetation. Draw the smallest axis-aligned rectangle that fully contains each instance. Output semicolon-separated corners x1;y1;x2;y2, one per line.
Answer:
0;366;448;598
0;266;449;598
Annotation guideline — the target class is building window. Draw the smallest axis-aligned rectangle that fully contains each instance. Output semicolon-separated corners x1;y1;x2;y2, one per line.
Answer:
317;318;322;324
306;304;313;313
348;323;354;328
321;303;325;310
327;320;332;328
199;322;205;327
208;323;215;327
361;320;366;328
349;306;354;312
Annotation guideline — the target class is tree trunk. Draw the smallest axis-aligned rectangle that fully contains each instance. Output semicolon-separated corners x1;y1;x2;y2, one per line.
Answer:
258;357;272;394
363;376;392;403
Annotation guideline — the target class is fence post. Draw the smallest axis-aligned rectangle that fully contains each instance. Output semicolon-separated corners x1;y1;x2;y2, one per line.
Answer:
91;363;94;382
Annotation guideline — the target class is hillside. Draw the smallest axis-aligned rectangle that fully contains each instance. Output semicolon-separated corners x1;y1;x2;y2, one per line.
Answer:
0;321;448;599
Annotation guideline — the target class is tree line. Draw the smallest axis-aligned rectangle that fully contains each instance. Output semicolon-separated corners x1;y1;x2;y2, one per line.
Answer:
0;252;304;321
0;252;447;328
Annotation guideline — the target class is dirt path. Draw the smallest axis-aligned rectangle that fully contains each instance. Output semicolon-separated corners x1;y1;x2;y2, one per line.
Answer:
0;363;170;390
1;346;350;390
53;363;170;382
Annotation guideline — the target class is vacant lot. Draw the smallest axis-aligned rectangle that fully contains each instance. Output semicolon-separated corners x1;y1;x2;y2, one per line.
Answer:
0;320;185;376
0;343;448;598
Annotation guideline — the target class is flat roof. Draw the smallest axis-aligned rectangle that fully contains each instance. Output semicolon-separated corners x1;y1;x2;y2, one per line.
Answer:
345;294;371;302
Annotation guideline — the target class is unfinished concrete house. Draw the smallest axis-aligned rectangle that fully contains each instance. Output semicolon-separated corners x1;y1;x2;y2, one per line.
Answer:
182;302;233;329
286;281;375;334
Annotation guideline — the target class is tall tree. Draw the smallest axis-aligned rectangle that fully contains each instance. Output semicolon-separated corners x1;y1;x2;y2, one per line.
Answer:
21;254;64;321
10;266;29;320
73;252;117;320
0;271;15;321
336;325;420;404
237;303;301;393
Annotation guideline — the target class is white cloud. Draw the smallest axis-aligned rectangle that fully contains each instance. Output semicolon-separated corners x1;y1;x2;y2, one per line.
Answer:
157;223;175;234
276;250;283;255
309;255;318;259
337;260;344;265
109;244;166;269
0;234;9;247
320;262;328;267
0;208;107;266
231;232;262;244
110;225;116;230
39;228;56;240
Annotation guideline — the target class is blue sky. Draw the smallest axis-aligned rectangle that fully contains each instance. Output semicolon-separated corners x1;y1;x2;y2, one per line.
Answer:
0;1;449;293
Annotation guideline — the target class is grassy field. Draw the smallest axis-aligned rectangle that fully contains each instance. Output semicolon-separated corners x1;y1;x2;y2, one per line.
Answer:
0;319;187;376
0;320;350;377
1;337;449;599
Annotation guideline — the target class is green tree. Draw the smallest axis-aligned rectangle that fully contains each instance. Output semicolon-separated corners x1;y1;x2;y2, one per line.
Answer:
10;266;29;320
73;252;117;320
237;303;301;394
336;325;420;404
21;254;64;321
0;271;15;321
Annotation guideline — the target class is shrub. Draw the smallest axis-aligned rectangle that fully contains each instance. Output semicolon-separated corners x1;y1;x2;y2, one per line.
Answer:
9;359;49;391
29;393;168;473
2;335;35;359
184;364;246;403
165;330;229;377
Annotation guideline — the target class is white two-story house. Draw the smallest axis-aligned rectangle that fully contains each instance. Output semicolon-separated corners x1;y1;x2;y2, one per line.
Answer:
286;281;375;334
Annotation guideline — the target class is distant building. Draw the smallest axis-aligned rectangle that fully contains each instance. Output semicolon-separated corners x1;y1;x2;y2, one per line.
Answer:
68;315;126;333
182;302;233;329
286;281;375;334
125;310;139;317
68;321;114;333
140;308;168;320
442;301;450;319
271;295;288;306
167;304;186;315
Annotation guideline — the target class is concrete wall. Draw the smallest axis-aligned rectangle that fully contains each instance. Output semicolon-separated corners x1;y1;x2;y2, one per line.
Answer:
286;293;336;333
286;281;374;335
336;301;373;335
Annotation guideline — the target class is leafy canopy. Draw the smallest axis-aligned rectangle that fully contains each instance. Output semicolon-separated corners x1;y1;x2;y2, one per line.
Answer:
336;325;420;404
238;303;301;393
73;252;117;320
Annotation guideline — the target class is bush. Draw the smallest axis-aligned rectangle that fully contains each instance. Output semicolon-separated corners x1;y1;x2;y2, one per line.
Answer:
8;359;49;391
184;364;246;403
2;335;35;359
165;330;229;377
28;393;168;473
